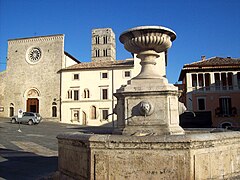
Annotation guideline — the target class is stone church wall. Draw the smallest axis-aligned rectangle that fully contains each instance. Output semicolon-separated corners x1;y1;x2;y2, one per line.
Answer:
3;34;64;120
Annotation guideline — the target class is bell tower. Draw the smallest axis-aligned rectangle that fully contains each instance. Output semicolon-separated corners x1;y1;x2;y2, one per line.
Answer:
91;28;116;62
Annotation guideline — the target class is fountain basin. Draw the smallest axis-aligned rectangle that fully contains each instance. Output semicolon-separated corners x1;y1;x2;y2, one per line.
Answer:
56;131;240;179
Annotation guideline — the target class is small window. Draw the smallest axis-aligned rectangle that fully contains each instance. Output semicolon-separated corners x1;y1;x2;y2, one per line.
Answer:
67;90;72;99
103;49;108;57
102;89;108;99
198;98;205;110
124;71;131;78
84;89;90;98
101;72;108;79
73;74;79;80
102;109;109;120
74;90;79;100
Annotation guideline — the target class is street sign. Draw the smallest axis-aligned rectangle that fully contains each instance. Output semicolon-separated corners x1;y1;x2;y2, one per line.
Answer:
18;109;23;118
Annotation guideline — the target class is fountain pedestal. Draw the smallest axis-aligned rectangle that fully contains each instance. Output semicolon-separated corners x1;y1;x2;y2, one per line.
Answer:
114;26;184;135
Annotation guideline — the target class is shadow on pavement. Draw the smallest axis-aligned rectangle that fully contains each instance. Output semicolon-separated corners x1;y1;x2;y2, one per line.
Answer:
0;148;57;180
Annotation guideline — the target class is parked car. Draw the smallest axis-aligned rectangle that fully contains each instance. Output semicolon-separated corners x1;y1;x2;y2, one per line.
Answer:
11;112;42;125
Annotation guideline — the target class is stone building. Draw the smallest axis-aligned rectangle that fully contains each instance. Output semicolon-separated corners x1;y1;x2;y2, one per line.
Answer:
0;34;79;120
178;56;240;128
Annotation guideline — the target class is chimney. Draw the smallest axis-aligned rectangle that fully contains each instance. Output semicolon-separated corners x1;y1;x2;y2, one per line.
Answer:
201;55;206;61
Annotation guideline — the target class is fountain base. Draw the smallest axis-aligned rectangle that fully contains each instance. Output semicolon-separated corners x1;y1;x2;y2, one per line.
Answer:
56;131;240;179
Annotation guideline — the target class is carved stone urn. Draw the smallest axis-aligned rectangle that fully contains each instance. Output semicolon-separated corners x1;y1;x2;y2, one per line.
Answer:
114;26;184;135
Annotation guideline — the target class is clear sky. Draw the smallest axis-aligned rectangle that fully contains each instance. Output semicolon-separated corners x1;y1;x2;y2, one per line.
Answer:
0;0;240;83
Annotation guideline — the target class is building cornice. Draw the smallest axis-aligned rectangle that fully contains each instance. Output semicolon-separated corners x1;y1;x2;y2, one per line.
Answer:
8;34;64;44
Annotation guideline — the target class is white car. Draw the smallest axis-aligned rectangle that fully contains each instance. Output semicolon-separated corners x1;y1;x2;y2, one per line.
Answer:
11;112;42;125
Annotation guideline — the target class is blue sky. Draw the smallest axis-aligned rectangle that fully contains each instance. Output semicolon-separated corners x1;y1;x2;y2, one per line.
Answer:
0;0;240;83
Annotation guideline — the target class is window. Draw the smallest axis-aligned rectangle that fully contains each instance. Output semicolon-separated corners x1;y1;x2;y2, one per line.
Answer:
214;73;220;90
191;74;197;88
227;73;233;90
198;74;204;88
102;89;108;99
221;73;227;90
219;98;232;116
205;73;210;90
84;89;90;98
124;71;131;78
95;36;100;44
102;109;109;120
103;36;108;44
237;72;240;89
91;106;97;119
73;74;79;80
197;98;206;111
101;72;108;79
74;90;79;100
103;49;108;56
96;49;100;57
67;90;72;99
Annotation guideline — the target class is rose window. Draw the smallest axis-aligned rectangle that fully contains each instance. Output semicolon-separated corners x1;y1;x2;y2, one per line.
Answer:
28;48;41;62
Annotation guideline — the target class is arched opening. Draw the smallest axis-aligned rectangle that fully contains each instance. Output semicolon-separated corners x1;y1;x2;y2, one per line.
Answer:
221;122;232;129
91;106;96;119
26;88;40;113
84;89;90;98
9;106;14;117
52;106;57;117
82;111;87;125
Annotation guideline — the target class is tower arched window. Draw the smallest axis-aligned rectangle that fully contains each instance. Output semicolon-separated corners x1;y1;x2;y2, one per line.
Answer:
91;106;97;119
95;36;100;44
103;49;108;57
103;36;108;44
96;49;100;57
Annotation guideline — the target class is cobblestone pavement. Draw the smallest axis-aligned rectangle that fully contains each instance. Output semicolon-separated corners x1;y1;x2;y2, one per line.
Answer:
0;118;113;180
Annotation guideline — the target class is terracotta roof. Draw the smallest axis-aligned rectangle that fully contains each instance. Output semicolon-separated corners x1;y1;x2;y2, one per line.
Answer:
184;57;240;68
61;59;134;71
178;57;240;81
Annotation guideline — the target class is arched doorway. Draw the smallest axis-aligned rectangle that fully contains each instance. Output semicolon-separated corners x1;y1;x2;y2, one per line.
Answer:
82;111;87;125
27;98;39;113
26;88;40;113
9;103;14;117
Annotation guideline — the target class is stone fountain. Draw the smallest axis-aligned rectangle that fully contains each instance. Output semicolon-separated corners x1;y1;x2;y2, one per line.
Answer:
56;26;240;180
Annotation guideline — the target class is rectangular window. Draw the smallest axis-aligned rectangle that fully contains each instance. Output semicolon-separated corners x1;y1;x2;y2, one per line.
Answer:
102;109;109;120
198;74;204;87
237;72;240;89
219;98;232;116
74;90;79;100
73;74;79;80
214;73;220;90
205;73;210;90
197;98;206;111
102;89;108;99
191;74;197;88
101;72;108;79
227;72;233;90
221;73;227;90
124;71;131;78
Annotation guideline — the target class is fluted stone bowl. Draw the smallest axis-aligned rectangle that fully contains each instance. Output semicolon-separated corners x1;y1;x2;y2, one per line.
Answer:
119;26;176;54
